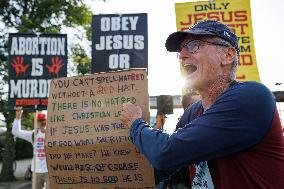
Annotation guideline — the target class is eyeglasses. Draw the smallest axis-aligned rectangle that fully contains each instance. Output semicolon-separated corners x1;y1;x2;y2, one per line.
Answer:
179;39;230;53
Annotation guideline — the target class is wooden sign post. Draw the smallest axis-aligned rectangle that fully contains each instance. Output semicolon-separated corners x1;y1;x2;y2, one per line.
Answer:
45;69;155;189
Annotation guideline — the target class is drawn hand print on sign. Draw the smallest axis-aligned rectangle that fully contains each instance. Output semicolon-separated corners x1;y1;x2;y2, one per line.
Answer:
11;56;30;77
46;57;64;77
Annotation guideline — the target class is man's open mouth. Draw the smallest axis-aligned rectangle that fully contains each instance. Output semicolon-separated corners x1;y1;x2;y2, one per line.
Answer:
184;64;197;75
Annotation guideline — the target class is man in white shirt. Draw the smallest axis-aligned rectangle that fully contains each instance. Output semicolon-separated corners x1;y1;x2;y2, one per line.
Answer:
12;107;50;189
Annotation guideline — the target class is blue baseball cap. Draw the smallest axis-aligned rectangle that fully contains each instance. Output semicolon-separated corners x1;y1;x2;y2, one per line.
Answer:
165;20;239;52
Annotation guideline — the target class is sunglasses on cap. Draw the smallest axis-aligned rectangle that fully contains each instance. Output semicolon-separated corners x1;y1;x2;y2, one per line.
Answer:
179;39;231;53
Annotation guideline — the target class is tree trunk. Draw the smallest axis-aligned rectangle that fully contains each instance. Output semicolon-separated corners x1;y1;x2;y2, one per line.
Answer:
0;115;16;181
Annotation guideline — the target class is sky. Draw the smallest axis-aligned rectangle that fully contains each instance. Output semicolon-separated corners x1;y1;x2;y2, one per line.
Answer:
82;0;283;95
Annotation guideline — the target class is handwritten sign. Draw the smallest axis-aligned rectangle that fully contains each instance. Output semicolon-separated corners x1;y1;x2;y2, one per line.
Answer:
46;69;155;189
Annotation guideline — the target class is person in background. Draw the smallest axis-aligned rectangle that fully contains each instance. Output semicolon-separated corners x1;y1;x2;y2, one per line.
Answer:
12;107;50;189
121;20;284;189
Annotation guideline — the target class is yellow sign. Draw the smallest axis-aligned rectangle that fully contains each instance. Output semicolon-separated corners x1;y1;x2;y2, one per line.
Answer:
175;0;260;82
46;69;155;189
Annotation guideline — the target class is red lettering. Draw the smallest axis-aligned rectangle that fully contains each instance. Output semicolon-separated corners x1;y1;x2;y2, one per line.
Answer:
235;11;248;22
16;99;40;106
178;10;249;32
194;13;207;22
180;14;193;26
97;85;114;95
37;154;45;158
236;23;248;35
227;23;248;35
181;27;189;31
129;74;136;81
207;12;220;21
220;11;234;22
36;149;45;153
237;74;246;80
135;74;140;80
15;99;48;106
37;138;44;142
238;54;253;66
40;99;48;105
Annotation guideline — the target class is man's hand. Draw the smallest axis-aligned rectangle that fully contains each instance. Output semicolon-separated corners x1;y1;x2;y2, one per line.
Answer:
15;106;23;120
121;102;142;128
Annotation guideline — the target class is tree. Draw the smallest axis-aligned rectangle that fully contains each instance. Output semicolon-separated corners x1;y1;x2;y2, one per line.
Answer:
72;46;91;75
0;0;95;181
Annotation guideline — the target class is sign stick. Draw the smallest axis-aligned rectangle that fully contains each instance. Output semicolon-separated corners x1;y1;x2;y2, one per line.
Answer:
32;109;38;189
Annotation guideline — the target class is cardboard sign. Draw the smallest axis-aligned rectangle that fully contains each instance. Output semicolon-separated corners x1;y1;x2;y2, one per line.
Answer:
46;69;155;189
91;14;148;73
8;33;67;110
175;0;260;82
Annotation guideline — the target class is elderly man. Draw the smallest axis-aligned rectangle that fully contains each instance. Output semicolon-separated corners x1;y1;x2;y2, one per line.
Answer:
121;20;284;189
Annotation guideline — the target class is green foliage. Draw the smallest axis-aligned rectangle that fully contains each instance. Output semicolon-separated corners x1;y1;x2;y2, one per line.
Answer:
14;138;33;160
0;0;92;33
72;46;91;75
0;136;33;161
0;100;16;181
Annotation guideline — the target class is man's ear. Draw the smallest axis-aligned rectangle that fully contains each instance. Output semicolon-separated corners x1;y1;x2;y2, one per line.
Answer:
221;47;236;66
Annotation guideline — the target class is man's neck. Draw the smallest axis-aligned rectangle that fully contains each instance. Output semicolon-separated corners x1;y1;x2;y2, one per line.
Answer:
199;75;233;111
